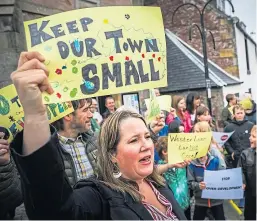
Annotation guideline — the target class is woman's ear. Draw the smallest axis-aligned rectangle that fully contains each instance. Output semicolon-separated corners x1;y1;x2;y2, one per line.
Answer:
111;154;117;164
162;149;168;157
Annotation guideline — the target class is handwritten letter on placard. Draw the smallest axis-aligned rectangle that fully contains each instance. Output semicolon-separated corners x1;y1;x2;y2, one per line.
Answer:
24;7;167;104
168;132;212;164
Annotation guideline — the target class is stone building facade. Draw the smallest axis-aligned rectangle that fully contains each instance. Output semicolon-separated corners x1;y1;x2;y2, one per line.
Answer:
146;0;240;77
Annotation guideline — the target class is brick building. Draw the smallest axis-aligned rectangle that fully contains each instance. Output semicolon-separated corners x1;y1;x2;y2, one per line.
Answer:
145;0;256;99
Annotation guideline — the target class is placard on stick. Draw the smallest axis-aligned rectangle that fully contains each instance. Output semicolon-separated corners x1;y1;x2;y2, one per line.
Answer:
168;132;212;164
0;84;74;142
145;95;171;112
24;6;167;104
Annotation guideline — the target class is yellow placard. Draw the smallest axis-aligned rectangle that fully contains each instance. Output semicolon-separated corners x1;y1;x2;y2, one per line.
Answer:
146;89;161;122
145;95;171;112
0;84;74;142
24;6;167;104
168;132;212;164
228;106;234;115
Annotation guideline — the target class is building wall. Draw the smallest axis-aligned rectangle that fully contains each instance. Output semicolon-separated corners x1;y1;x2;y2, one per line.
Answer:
147;0;239;77
222;84;242;104
234;25;257;100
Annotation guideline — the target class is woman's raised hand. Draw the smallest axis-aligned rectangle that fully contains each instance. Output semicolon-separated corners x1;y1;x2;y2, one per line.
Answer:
11;52;54;117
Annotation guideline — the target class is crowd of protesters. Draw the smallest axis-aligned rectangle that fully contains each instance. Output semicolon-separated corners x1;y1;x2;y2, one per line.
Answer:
0;52;256;220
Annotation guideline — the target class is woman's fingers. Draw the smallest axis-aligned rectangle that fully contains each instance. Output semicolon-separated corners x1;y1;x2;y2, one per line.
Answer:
18;52;45;68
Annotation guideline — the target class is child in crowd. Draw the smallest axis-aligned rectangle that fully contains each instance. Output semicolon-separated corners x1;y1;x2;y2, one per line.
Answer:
194;122;226;168
194;106;217;131
238;125;256;220
168;120;184;133
155;136;190;219
166;96;192;133
188;123;226;220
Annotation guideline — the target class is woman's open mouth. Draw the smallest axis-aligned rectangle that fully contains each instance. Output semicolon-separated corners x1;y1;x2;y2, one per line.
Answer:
139;155;151;165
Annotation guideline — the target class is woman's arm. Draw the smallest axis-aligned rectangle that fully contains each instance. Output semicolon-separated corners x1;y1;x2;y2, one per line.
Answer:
10;52;102;219
11;128;103;219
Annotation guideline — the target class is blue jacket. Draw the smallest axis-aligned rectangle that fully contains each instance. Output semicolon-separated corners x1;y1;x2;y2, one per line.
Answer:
187;154;225;207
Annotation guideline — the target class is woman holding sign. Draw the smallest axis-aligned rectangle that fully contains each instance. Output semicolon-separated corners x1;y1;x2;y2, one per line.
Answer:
9;52;186;220
166;96;192;133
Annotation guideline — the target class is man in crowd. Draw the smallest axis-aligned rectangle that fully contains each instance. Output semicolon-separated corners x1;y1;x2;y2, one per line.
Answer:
0;130;23;219
102;96;116;120
221;94;237;127
224;105;254;168
91;98;103;125
51;98;98;186
154;88;160;97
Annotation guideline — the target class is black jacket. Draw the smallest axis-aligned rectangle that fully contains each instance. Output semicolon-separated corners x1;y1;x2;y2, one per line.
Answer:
221;105;233;127
11;129;186;220
59;130;98;186
224;120;254;160
238;148;256;197
0;158;23;219
245;101;256;125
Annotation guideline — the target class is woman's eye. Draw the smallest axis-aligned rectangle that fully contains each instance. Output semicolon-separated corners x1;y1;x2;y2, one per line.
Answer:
130;139;137;143
146;135;151;139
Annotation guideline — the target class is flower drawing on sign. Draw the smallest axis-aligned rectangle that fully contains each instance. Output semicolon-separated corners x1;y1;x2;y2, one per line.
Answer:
74;39;81;53
44;45;52;51
82;80;94;93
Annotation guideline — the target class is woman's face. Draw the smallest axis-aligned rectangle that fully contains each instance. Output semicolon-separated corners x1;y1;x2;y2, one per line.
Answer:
178;99;186;111
197;111;211;122
249;130;256;148
114;118;154;181
194;98;201;108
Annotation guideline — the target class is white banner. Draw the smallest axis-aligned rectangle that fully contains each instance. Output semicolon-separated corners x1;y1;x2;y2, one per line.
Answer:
212;131;234;147
202;168;244;200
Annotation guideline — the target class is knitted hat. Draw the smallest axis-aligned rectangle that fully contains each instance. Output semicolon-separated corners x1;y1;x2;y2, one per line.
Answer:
239;98;253;110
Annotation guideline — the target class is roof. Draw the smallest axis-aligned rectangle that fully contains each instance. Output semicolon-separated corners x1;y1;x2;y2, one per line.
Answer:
160;29;242;93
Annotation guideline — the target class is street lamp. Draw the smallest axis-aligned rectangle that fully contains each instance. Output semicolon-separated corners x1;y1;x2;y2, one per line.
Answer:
171;0;235;114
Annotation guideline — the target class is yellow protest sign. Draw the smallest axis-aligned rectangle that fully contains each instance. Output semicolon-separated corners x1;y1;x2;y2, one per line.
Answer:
24;6;167;104
168;132;212;164
146;89;161;122
228;106;234;115
145;95;171;112
0;84;74;142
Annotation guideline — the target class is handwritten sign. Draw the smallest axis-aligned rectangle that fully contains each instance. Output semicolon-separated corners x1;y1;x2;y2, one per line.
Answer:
168;132;212;164
212;131;234;147
202;168;244;199
145;95;171;112
24;7;167;104
228;106;234;115
0;84;74;142
146;89;161;122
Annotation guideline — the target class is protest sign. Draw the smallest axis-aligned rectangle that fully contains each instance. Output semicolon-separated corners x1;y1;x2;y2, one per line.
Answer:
212;131;234;147
202;168;244;199
168;132;212;164
0;84;74;142
146;89;161;122
145;95;171;112
228;106;234;115
24;7;167;104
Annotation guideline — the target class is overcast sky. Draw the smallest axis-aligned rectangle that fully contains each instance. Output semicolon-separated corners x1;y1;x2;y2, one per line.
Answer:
225;0;256;40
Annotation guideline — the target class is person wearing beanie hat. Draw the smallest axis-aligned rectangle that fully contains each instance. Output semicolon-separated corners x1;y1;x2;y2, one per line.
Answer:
240;98;256;125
